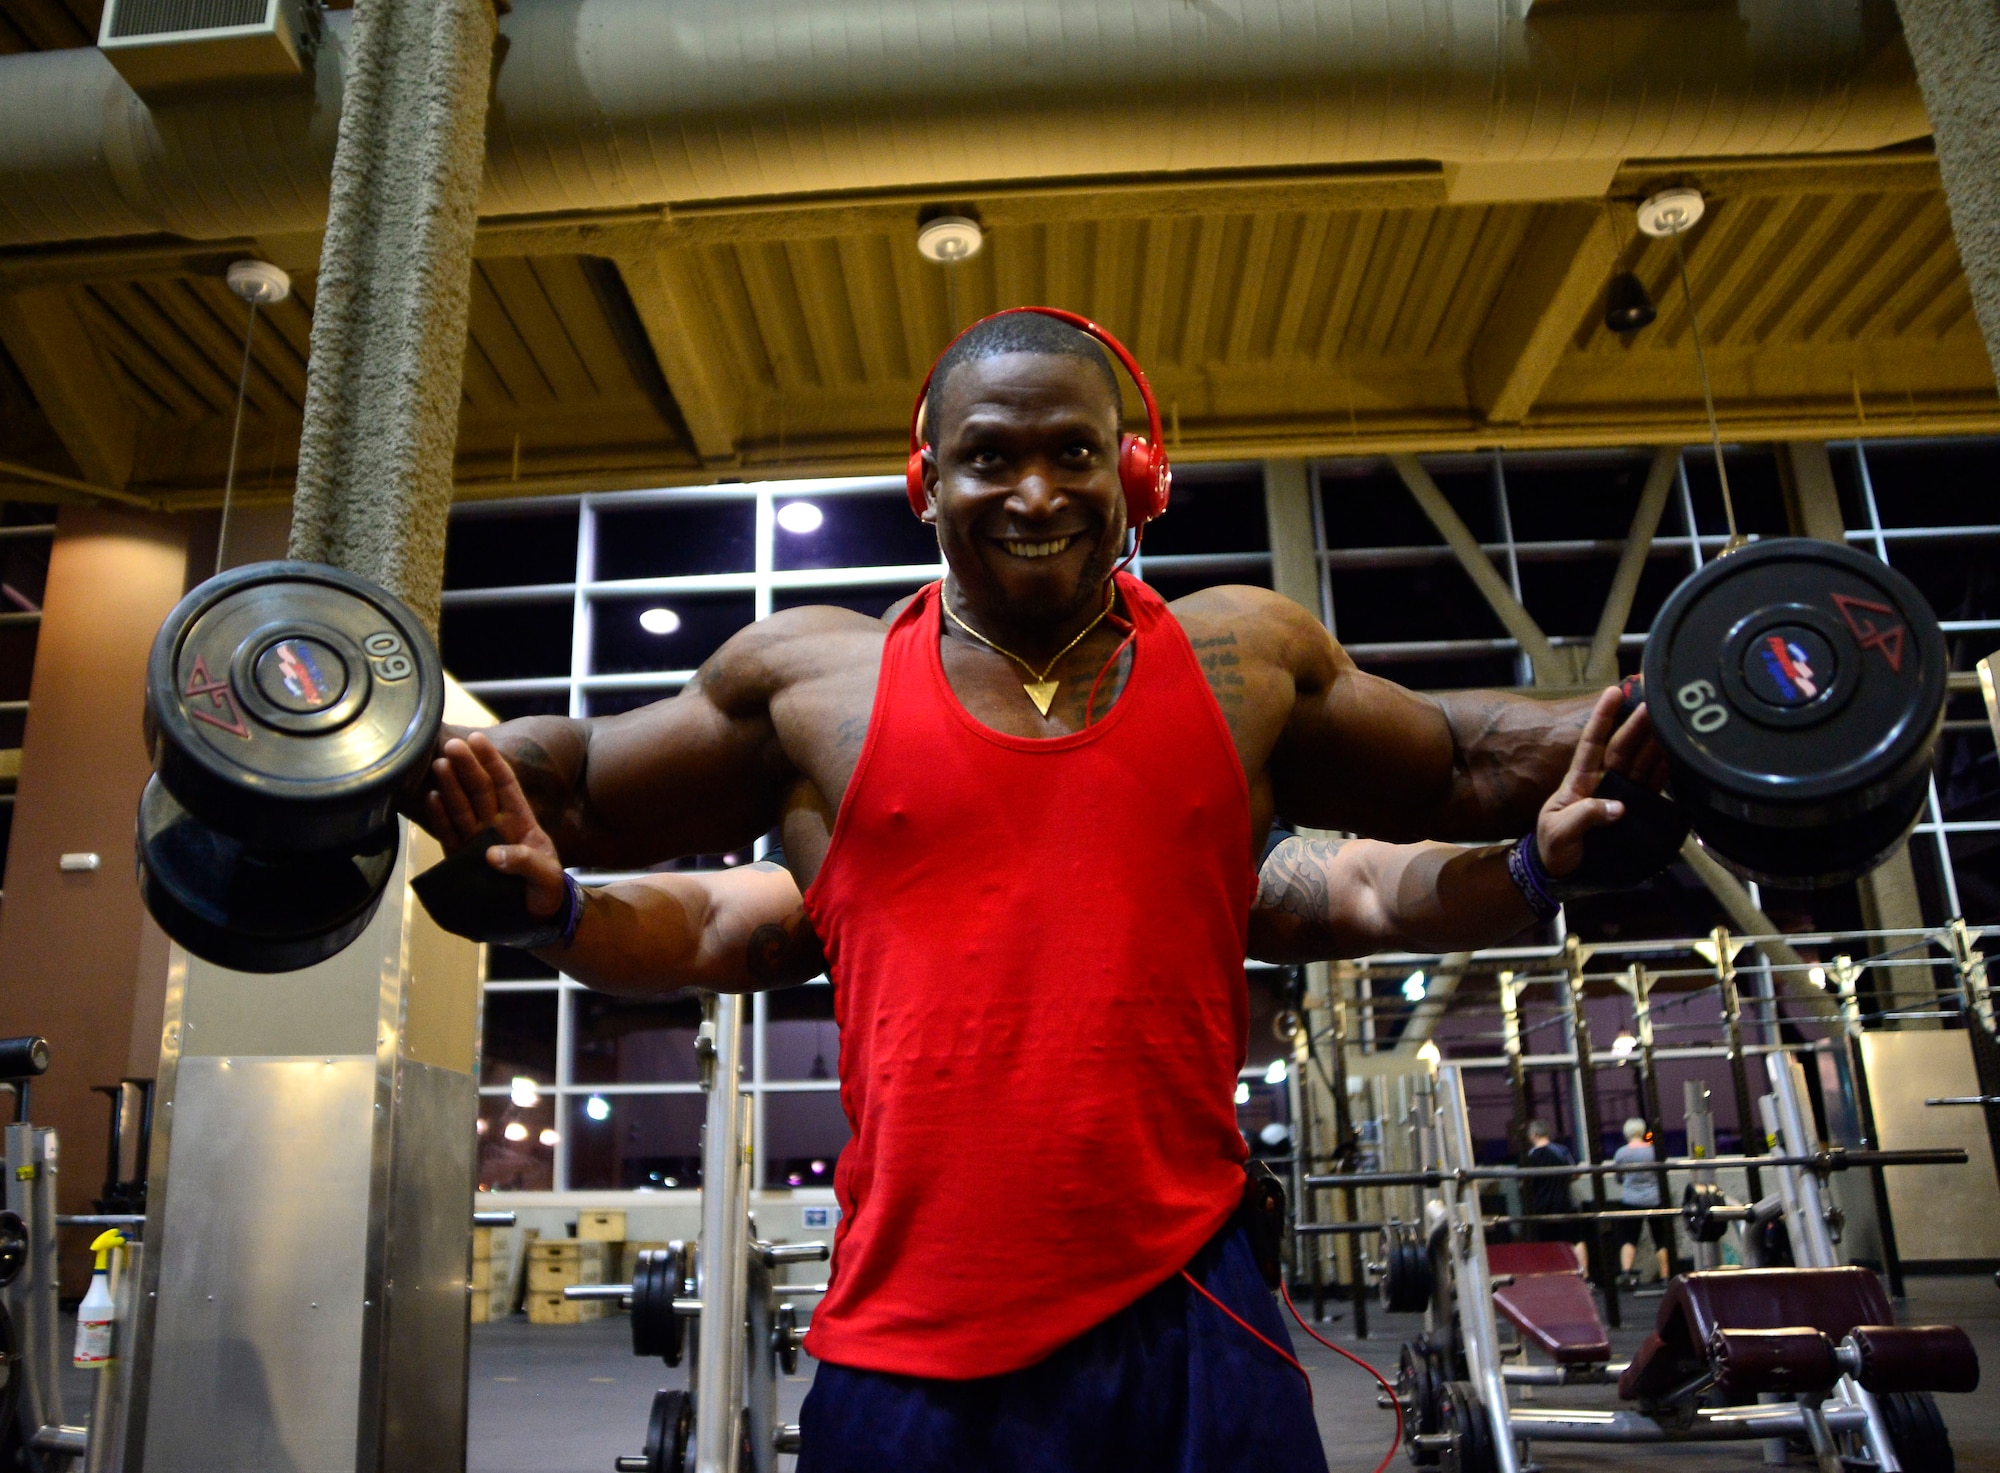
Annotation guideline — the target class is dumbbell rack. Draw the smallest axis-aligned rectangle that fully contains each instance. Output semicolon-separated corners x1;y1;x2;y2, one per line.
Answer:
569;992;829;1473
1300;1056;1968;1471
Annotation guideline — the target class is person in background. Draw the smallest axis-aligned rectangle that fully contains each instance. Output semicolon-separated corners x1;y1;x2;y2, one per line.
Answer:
1613;1116;1672;1287
1522;1118;1588;1273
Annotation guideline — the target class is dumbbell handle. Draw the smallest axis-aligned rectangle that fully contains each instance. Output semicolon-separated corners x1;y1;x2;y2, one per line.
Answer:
560;1282;703;1316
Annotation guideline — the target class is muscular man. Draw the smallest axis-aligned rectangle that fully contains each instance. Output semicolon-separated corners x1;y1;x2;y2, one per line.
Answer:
417;309;1666;1472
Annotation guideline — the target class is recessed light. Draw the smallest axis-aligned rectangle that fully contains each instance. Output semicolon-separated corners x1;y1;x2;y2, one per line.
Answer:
639;607;681;635
1637;187;1705;238
776;501;824;534
503;1121;528;1142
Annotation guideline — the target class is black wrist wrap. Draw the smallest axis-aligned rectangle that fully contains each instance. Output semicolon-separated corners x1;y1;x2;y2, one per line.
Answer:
412;826;582;949
1545;770;1690;901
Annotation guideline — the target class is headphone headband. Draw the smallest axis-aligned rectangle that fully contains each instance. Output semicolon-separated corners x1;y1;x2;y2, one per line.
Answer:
905;306;1171;524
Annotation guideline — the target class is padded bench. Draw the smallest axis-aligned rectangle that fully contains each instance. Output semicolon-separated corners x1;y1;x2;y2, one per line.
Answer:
1487;1242;1611;1365
1618;1267;1979;1403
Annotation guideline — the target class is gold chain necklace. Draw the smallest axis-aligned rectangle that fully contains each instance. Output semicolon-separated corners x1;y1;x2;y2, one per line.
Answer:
941;584;1114;717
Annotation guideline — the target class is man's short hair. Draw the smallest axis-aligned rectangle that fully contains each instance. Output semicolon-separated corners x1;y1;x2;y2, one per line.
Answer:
1525;1118;1551;1142
1624;1117;1649;1141
923;311;1123;446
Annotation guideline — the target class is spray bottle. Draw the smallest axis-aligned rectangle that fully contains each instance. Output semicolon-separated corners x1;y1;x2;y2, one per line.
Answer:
72;1228;124;1368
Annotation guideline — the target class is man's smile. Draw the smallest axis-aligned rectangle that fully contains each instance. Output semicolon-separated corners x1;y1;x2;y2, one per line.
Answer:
993;534;1078;560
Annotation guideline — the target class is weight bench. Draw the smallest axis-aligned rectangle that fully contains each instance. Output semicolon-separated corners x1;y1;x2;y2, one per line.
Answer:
1488;1242;1612;1367
1618;1267;1979;1405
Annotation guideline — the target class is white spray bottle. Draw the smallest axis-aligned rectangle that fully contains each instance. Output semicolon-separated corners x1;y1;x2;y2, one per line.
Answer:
72;1228;124;1368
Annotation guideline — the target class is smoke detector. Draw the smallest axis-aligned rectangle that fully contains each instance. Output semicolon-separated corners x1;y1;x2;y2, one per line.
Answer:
916;216;984;263
1637;188;1705;238
226;260;291;306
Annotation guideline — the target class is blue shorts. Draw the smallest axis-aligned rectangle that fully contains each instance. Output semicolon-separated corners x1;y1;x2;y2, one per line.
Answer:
796;1220;1329;1473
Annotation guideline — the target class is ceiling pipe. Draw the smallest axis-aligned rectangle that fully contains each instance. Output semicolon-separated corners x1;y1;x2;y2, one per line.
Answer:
0;0;1932;249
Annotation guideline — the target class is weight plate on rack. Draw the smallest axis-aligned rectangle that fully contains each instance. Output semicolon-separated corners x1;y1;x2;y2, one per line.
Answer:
1641;540;1945;886
135;774;397;973
146;561;443;854
631;1244;687;1366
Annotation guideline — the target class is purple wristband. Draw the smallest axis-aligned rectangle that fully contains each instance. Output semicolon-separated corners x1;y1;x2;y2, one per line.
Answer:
557;872;584;948
1507;834;1561;923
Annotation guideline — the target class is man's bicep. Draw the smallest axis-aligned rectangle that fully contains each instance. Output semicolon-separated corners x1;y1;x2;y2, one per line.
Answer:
1272;663;1459;840
1247;834;1393;962
696;863;826;991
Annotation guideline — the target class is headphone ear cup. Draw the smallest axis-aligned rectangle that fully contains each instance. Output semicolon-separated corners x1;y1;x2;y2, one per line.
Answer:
906;450;930;517
1118;435;1169;525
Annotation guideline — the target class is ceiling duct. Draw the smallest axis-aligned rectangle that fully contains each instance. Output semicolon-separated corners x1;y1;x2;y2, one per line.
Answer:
98;0;319;97
0;0;1933;250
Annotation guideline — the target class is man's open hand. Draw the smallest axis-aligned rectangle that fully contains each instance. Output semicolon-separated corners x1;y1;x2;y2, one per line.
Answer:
1535;686;1670;878
425;732;568;920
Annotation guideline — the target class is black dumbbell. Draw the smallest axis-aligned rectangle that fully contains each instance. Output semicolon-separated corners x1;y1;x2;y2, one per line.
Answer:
1640;539;1946;888
137;561;444;973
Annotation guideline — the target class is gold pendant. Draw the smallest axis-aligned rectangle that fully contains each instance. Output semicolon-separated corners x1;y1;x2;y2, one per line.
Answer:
1023;680;1059;717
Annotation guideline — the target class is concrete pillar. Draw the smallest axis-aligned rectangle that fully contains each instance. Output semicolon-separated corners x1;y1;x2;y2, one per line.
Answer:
288;0;501;632
126;4;496;1469
0;508;199;1290
1895;1;2000;386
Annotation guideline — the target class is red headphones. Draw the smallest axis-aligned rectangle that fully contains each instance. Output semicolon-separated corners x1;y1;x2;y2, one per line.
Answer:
904;307;1172;526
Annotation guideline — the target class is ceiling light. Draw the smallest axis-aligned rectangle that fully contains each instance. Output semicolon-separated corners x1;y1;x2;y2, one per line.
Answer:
584;1094;611;1122
776;501;824;534
476;1117;488;1134
810;1159;826;1174
1402;970;1427;1003
1415;1040;1442;1069
1233;1081;1251;1105
1636;187;1705;239
539;1128;560;1147
1807;965;1827;989
503;1121;529;1142
916;215;983;263
1264;1059;1288;1085
510;1075;539;1108
1610;1031;1638;1059
1604;271;1656;333
639;607;681;635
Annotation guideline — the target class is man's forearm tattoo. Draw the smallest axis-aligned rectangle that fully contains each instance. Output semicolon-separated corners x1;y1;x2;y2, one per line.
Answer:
1256;835;1344;942
746;905;828;987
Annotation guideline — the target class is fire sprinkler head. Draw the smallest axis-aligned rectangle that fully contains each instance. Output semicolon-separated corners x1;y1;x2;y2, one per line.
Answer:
226;259;291;306
1636;188;1705;239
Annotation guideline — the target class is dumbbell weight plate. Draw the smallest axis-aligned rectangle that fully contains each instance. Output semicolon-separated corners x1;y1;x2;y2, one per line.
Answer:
146;561;443;855
1642;539;1945;887
136;774;397;973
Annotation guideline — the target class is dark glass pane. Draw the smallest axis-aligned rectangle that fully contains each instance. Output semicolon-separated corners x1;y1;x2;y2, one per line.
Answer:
594;499;755;580
571;992;705;1085
1318;462;1442;549
1948;831;2000;926
1422;459;1504;543
1935;699;1999;823
761;1090;850;1189
1137;468;1269;555
480;990;557;1085
771;584;926;620
1886;533;2000;633
485;946;557;982
1856;440;2000;529
1143;564;1271;604
1627;553;1698;639
590;592;754;675
0;504;55;527
1518;557;1619;640
1679;448;1789;539
439;602;573;681
1350;654;1519;692
445;511;578;590
1331;563;1505;645
477;692;569;721
765;985;838;1081
585;684;681;718
0;624;36;702
0;533;51;610
773;492;941;571
566;1092;705;1190
478;1095;554;1191
1827;444;1870;531
1502;452;1658;543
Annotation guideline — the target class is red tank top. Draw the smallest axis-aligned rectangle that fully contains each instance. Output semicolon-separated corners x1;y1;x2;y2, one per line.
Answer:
801;573;1255;1379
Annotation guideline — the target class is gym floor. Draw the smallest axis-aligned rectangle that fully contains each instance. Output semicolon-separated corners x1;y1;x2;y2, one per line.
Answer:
453;1275;2000;1472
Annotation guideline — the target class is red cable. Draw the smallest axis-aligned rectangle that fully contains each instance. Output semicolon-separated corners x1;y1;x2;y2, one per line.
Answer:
1280;1280;1404;1473
1179;1269;1313;1406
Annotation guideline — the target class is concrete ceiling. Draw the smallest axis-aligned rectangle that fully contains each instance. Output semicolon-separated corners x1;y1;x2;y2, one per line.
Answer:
0;146;1995;511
